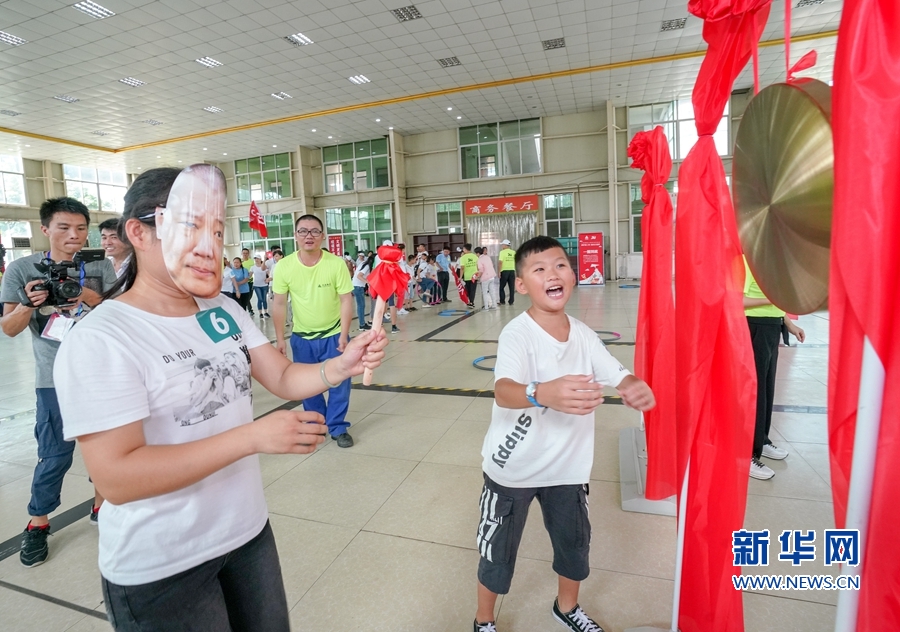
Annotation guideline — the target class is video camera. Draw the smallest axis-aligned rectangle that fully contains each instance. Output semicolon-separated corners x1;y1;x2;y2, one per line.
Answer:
20;249;106;307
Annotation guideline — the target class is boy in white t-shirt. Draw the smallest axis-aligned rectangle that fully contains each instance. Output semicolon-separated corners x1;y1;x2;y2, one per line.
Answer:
474;236;655;632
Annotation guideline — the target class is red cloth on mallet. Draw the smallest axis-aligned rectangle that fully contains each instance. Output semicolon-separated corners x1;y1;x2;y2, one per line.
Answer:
363;245;409;385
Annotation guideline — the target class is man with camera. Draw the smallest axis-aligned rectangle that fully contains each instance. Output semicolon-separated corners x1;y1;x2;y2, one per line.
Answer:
0;197;116;567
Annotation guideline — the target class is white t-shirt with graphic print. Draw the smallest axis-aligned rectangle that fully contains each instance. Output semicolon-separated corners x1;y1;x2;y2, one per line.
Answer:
55;296;270;586
482;312;631;488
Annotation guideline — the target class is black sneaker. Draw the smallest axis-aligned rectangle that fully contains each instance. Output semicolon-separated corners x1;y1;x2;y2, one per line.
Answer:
474;620;498;632
391;325;399;334
359;323;371;330
552;600;604;632
334;432;354;448
20;524;50;568
499;301;506;305
89;505;99;526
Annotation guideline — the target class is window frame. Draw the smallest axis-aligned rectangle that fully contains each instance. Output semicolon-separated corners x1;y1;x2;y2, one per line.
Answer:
239;212;296;256
542;193;575;239
459;118;543;181
321;139;390;193
235;153;293;203
626;99;731;161
0;155;26;206
63;164;128;213
435;202;463;234
323;204;393;256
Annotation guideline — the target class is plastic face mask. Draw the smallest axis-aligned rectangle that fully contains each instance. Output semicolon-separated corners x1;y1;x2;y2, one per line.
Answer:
157;164;227;298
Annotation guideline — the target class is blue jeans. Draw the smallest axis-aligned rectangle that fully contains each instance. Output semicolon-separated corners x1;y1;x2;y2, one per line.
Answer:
29;388;76;517
102;521;289;631
254;286;268;311
420;278;436;300
289;333;351;436
352;286;367;325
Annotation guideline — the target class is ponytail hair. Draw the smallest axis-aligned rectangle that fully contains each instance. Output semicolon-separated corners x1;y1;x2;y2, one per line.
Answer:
103;167;182;300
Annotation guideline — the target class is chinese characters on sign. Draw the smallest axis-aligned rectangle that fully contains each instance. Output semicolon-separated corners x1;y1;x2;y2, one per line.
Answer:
464;195;539;216
732;529;860;567
577;232;604;286
327;235;343;257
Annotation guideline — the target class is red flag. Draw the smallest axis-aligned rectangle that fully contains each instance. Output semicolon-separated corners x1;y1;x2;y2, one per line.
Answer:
829;1;900;628
367;245;410;301
675;2;770;631
628;126;677;500
449;266;469;305
249;201;268;238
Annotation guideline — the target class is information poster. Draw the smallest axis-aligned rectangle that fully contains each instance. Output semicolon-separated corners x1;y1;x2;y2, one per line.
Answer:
327;234;343;257
577;232;604;285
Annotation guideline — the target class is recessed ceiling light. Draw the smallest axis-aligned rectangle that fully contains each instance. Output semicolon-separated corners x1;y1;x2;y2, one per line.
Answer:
327;136;333;139
272;145;277;148
53;95;79;103
437;57;461;68
284;33;314;46
144;119;163;125
156;155;161;158
91;130;108;135
196;57;223;68
446;107;452;111
178;160;182;163
0;109;21;116
0;31;27;46
348;75;370;84
223;153;227;155
375;118;381;122
390;6;422;21
660;18;687;31
271;92;292;100
456;116;462;120
203;147;207;150
24;144;29;147
388;126;394;130
311;128;316;132
119;77;145;87
203;106;223;113
137;167;141;170
73;1;115;19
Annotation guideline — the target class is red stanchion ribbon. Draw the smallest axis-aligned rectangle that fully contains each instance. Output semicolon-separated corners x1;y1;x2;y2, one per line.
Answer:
363;245;410;385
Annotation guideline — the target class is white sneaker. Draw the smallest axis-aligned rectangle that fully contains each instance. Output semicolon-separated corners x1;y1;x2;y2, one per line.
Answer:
383;314;391;322
762;443;789;460
422;303;432;308
750;458;775;480
398;308;409;315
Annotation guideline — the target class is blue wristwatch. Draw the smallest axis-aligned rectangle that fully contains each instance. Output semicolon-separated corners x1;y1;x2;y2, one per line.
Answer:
525;381;544;408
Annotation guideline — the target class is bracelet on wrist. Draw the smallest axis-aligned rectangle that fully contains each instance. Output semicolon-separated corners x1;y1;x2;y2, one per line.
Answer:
320;359;343;389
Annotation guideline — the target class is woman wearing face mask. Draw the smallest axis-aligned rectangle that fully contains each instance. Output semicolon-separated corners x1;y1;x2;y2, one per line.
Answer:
52;166;388;631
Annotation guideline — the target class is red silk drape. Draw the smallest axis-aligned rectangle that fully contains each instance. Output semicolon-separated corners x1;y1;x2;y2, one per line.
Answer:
829;1;900;628
628;126;677;500
675;1;770;630
367;245;410;300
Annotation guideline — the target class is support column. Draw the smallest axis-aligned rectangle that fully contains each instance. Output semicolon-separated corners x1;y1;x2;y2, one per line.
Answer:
606;100;619;281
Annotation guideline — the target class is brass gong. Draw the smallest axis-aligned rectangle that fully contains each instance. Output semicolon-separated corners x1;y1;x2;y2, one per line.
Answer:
732;78;833;315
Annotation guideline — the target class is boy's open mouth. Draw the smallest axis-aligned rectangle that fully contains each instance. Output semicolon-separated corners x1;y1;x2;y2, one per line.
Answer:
546;285;564;298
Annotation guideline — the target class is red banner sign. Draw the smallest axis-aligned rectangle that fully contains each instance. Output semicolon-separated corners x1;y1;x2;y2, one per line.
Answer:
577;232;604;285
327;235;343;257
464;194;539;216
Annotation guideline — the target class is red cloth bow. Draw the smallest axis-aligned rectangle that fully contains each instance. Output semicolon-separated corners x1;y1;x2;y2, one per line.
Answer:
367;245;410;300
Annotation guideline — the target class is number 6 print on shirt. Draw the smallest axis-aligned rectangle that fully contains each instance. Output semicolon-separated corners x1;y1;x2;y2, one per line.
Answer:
196;307;240;343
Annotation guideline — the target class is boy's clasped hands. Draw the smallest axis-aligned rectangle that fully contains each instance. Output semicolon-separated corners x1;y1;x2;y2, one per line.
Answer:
536;374;656;415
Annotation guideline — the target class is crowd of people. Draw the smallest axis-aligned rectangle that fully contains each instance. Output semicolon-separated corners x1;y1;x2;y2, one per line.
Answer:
0;168;672;632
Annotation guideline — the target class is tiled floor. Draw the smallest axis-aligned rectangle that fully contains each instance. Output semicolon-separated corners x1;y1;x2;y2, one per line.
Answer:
0;285;835;631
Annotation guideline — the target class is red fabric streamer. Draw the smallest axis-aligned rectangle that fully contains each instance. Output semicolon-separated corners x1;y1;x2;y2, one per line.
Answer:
787;50;818;82
627;126;677;501
829;1;900;628
248;201;267;238
367;245;410;301
676;2;770;631
450;266;470;305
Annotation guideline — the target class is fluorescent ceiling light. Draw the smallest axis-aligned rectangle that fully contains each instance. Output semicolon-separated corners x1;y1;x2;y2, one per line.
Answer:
284;33;313;46
437;57;460;68
390;6;422;22
203;106;223;113
73;1;115;19
0;31;27;46
311;128;317;132
54;95;79;103
456;116;462;120
119;77;145;87
196;57;223;68
348;75;370;84
271;92;292;100
0;110;21;116
143;119;163;125
375;118;381;122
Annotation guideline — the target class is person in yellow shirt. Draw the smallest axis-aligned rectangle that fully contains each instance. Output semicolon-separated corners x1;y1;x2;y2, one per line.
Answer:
743;257;805;481
273;215;355;447
240;248;255;314
459;243;479;309
498;239;517;306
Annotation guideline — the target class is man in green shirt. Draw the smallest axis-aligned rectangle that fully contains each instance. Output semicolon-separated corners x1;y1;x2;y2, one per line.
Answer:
743;257;805;480
459;243;479;309
273;215;355;447
497;239;517;306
